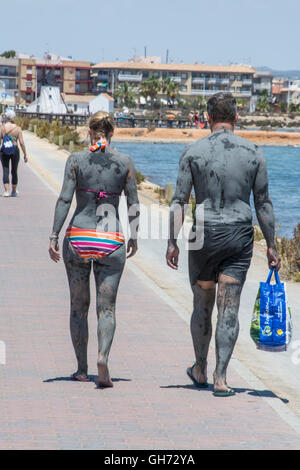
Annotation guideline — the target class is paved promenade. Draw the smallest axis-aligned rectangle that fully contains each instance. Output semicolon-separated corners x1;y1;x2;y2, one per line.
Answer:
0;149;300;449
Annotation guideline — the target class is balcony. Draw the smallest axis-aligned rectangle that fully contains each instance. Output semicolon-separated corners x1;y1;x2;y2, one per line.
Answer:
220;78;229;85
169;76;182;83
242;79;252;86
118;73;142;82
192;78;205;84
253;83;271;91
207;78;216;84
240;90;252;97
0;71;17;78
97;73;109;80
232;90;252;97
191;89;216;96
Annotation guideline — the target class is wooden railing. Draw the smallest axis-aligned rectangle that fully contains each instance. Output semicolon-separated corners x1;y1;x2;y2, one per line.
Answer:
16;111;208;129
16;111;88;127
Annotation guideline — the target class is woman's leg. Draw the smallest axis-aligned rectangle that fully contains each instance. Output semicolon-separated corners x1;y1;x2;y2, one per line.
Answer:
1;154;10;193
11;149;20;194
63;237;92;381
93;245;126;388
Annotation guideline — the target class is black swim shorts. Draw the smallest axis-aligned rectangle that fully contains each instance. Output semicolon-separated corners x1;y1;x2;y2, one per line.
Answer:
188;223;254;285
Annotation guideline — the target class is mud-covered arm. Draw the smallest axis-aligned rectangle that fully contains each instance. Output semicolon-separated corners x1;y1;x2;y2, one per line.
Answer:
168;149;193;245
51;154;76;235
124;157;140;241
253;151;276;249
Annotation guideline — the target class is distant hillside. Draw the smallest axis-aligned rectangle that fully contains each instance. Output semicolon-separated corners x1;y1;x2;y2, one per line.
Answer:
257;66;300;79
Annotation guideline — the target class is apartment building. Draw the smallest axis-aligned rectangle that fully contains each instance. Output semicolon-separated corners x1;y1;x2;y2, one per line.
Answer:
17;56;92;104
253;71;273;95
277;79;300;107
92;60;255;109
250;71;273;111
0;57;18;106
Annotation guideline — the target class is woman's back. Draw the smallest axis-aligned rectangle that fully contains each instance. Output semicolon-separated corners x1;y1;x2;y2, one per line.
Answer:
59;146;137;233
1;122;20;143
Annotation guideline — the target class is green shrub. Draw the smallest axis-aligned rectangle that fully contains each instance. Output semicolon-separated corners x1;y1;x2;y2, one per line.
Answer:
276;222;300;281
136;170;146;185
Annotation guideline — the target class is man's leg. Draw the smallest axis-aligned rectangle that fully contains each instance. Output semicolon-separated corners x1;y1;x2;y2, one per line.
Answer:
189;280;216;384
213;273;244;393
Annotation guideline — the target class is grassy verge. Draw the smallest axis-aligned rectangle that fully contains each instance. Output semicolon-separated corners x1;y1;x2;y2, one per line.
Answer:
16;116;83;150
254;223;300;281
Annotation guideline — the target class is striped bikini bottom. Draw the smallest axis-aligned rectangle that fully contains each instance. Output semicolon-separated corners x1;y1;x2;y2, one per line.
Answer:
66;226;125;262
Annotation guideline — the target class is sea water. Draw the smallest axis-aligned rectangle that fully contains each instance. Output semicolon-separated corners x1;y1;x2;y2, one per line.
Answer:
113;142;300;238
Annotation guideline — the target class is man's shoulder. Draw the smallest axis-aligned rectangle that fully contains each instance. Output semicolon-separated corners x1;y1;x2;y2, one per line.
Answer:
184;135;211;154
182;134;217;160
228;132;262;153
187;132;263;155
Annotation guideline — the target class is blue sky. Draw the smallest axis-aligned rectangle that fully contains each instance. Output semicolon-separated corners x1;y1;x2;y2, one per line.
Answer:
2;0;299;69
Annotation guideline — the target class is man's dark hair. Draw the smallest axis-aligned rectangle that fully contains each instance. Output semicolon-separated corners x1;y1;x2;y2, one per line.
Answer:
206;92;237;124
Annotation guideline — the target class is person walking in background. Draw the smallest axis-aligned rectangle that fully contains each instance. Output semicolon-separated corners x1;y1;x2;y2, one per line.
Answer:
49;112;140;388
194;111;199;128
0;110;28;197
166;92;280;397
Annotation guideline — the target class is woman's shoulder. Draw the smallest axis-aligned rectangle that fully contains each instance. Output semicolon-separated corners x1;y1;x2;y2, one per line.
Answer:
108;147;133;166
69;148;90;161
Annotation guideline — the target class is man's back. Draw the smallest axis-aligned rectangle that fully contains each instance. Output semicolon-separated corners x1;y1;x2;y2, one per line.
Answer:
173;127;268;226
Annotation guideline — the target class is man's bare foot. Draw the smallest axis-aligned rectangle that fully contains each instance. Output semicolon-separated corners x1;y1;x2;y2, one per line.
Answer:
95;363;113;388
70;371;90;382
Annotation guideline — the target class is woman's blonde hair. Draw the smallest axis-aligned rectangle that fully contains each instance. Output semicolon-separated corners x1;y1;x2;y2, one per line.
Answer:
89;112;115;140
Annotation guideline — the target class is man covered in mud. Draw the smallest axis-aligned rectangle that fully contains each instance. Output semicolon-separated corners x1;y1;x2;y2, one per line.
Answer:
166;92;280;396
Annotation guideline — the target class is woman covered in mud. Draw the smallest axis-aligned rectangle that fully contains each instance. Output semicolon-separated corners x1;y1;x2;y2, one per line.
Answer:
49;112;139;387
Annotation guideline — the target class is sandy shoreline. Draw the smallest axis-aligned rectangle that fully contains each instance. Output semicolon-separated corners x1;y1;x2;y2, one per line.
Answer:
112;127;300;146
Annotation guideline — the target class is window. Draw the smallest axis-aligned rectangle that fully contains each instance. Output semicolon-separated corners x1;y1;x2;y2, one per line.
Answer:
26;81;32;87
180;85;187;92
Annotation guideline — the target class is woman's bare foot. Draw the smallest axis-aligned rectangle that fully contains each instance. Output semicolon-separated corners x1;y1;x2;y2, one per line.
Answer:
95;362;113;388
213;372;234;394
188;363;207;385
70;371;90;382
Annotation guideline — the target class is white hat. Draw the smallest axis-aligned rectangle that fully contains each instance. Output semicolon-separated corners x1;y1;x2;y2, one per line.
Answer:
5;110;16;120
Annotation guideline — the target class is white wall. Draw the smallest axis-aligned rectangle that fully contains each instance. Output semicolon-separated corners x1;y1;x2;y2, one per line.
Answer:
89;94;114;114
66;102;89;115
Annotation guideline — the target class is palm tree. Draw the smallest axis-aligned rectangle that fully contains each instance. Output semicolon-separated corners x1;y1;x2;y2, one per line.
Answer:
113;82;137;108
139;76;161;109
255;89;270;112
162;77;181;107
